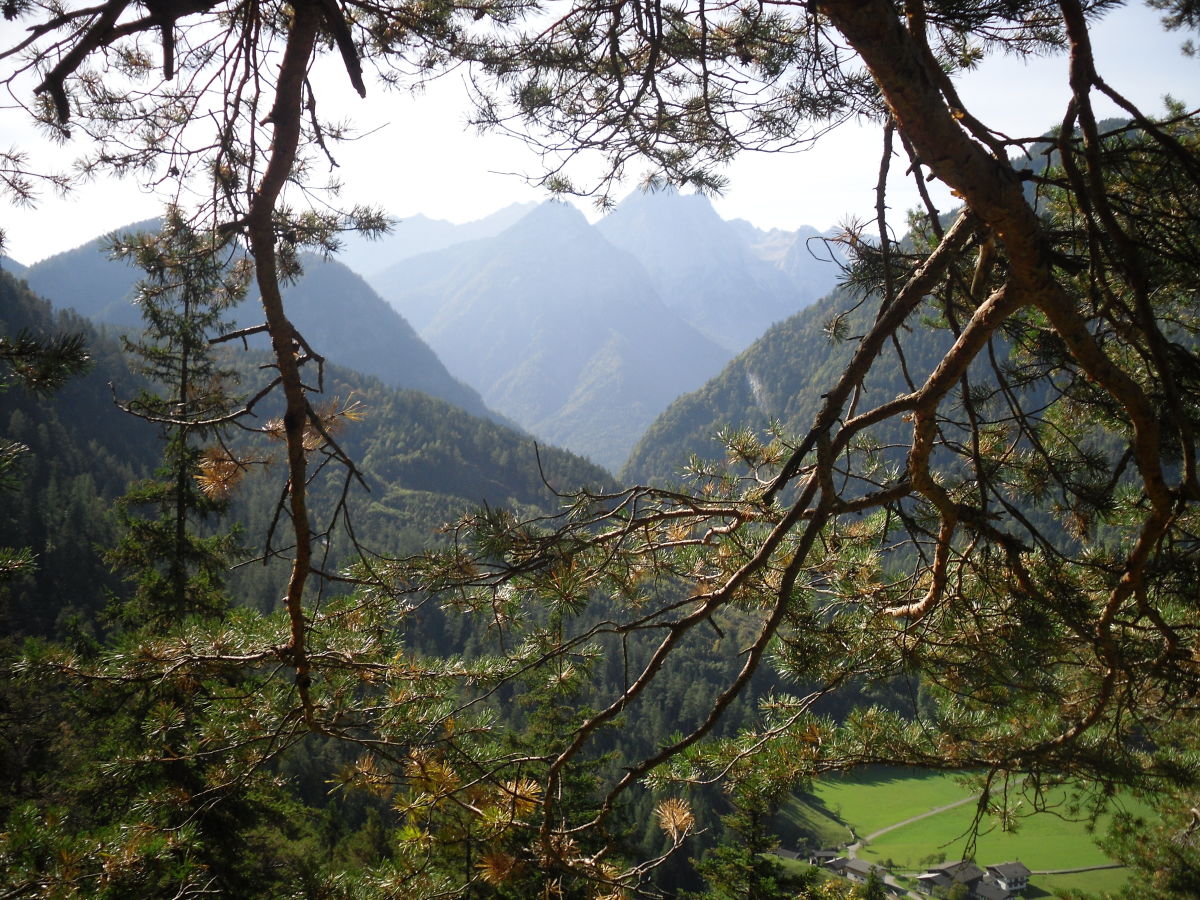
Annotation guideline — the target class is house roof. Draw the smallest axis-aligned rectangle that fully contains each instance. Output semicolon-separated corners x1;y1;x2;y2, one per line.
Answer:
973;879;1011;900
916;872;951;888
922;860;985;884
987;861;1032;880
843;858;882;877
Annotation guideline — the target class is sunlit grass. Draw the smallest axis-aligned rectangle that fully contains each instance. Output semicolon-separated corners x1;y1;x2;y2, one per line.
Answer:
809;767;976;838
779;768;1154;898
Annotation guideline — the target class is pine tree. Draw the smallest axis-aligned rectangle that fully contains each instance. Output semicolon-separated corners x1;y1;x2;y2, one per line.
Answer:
4;1;1200;896
0;213;308;899
860;868;886;900
104;207;249;627
688;780;816;900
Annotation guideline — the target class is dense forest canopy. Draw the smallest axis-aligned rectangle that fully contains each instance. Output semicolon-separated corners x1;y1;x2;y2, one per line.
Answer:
3;0;1200;897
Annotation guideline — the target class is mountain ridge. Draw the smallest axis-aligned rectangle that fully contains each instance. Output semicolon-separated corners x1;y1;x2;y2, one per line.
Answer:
19;230;502;423
378;199;732;471
0;266;612;631
370;191;839;472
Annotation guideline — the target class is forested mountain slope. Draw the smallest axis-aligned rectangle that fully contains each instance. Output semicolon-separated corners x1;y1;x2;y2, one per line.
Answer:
622;281;957;484
276;256;497;421
22;231;498;421
21;218;160;326
0;268;610;633
0;264;754;888
0;272;158;635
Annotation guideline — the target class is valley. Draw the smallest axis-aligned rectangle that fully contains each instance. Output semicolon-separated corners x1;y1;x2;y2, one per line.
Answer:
779;769;1147;897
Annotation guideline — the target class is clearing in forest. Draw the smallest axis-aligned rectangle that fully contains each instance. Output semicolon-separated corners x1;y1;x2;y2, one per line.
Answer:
781;768;1152;896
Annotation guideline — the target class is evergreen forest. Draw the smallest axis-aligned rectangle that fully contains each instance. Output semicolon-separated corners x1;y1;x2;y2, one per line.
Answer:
3;0;1200;898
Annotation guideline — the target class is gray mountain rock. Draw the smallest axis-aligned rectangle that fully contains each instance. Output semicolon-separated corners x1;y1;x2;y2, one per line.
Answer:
732;218;845;302
596;189;837;352
379;201;732;471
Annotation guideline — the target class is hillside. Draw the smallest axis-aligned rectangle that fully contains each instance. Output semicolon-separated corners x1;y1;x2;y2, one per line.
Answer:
21;230;499;421
0;265;758;883
0;256;26;277
0;271;159;634
622;279;957;484
0;267;610;633
21;217;160;327
268;255;497;421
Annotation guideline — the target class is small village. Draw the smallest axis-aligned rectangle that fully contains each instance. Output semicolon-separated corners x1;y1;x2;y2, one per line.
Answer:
774;848;1034;899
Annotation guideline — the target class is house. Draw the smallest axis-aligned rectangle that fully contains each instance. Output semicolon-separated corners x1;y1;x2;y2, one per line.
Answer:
916;860;985;894
825;856;887;884
972;880;1012;900
915;858;1031;899
807;849;843;866
824;856;850;875
986;861;1032;893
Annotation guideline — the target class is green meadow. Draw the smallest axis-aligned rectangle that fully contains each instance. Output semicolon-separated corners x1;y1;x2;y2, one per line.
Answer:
778;768;1152;897
810;768;975;839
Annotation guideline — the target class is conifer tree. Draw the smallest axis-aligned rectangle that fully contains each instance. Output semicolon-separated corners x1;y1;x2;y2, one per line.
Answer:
0;214;309;900
687;779;814;900
860;868;886;900
105;208;249;626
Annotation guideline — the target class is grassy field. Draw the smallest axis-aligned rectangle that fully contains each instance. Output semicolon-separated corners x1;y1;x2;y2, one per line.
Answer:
1034;869;1131;898
857;787;1119;869
780;768;1150;898
776;768;972;847
776;793;853;848
812;768;976;838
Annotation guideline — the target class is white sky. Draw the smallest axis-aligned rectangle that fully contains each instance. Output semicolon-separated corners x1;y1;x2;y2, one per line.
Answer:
0;2;1195;266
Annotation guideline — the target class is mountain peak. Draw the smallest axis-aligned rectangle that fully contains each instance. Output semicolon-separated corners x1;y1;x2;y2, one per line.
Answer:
609;187;718;221
496;200;592;247
510;199;589;229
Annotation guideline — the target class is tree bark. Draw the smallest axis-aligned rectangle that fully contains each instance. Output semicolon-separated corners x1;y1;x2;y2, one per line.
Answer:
245;0;321;725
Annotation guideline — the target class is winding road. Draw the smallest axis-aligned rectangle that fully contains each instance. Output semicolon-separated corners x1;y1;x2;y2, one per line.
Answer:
839;799;984;898
856;794;983;845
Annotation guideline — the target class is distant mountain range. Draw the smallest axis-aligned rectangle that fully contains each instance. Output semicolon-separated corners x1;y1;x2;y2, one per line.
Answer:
333;203;538;278
594;190;833;353
18;230;499;423
369;189;841;471
11;191;841;473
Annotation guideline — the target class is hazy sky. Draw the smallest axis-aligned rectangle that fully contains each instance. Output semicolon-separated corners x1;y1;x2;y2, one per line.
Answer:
1;2;1195;266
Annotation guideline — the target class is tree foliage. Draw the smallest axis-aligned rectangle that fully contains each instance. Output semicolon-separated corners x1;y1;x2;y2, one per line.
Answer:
0;286;90;580
104;208;248;626
3;0;1200;896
